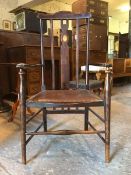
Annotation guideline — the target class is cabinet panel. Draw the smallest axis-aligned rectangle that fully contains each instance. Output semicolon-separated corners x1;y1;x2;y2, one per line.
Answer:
98;1;108;9
7;46;62;94
26;47;41;59
73;24;107;51
27;70;41;82
7;46;41;95
28;82;41;95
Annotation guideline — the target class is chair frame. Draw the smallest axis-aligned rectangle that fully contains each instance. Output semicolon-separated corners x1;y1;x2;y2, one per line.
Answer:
17;11;112;164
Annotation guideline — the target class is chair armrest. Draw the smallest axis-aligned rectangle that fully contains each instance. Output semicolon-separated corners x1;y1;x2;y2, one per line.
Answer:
0;63;17;66
16;63;44;69
81;63;112;73
90;63;112;68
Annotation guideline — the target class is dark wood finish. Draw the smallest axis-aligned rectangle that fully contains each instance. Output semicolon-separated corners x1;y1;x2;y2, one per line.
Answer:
72;0;108;65
0;30;58;94
107;58;131;78
73;24;107;51
7;45;62;95
0;29;58;48
28;90;103;103
0;43;9;96
118;33;129;58
0;44;12;114
72;0;108;26
7;46;41;95
17;11;112;164
129;0;131;57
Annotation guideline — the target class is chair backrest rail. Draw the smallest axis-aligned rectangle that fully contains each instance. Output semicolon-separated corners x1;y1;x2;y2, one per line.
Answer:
50;19;55;90
40;19;45;90
38;12;91;90
76;19;79;89
86;18;90;90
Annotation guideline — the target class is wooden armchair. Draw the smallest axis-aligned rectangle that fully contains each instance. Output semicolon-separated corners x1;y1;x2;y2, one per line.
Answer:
17;11;112;164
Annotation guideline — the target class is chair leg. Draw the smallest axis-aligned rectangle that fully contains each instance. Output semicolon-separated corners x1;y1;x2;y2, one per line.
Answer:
105;103;110;163
43;107;47;132
84;106;89;131
19;68;27;164
20;103;26;164
104;68;111;163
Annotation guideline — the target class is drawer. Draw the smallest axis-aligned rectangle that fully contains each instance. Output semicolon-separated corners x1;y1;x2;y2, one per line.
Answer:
98;1;108;9
27;70;41;82
98;9;108;17
96;17;107;25
28;82;41;95
87;6;97;16
72;16;107;27
88;0;97;6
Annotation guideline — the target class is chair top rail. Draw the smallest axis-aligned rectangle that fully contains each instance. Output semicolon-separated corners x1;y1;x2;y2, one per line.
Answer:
37;11;91;20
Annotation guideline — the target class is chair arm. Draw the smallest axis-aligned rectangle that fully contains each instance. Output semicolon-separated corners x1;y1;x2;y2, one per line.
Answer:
0;63;17;66
81;63;112;73
90;63;112;68
16;63;44;69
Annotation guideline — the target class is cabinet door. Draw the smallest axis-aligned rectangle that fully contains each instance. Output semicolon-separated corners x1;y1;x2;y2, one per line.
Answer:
90;24;107;51
98;25;107;51
90;24;101;50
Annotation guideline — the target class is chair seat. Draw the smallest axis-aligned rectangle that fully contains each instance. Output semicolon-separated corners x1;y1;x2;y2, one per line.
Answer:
27;90;103;107
66;79;104;90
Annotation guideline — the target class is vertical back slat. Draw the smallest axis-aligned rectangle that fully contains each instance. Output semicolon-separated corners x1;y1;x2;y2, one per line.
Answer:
40;19;45;91
76;19;79;89
50;19;55;90
86;18;90;90
60;20;70;89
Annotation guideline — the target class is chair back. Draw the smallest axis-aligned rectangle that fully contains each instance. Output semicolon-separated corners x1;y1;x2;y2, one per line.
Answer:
37;11;91;90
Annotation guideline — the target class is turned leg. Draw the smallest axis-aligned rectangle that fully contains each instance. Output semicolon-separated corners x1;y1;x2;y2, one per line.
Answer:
104;68;111;163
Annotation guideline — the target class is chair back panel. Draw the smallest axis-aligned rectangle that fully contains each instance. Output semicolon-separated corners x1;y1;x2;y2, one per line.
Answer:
38;11;91;90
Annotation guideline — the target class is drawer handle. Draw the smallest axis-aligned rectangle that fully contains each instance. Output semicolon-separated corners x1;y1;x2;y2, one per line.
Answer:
101;11;105;15
90;18;95;22
100;20;105;24
90;9;95;13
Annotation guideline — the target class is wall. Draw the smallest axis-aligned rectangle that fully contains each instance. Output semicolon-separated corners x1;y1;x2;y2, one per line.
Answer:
32;0;72;35
109;17;128;34
119;21;128;34
0;0;18;30
17;0;31;6
0;0;129;33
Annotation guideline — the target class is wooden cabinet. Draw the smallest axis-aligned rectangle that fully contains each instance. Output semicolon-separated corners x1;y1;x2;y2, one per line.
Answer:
0;43;9;96
90;24;107;51
72;0;108;26
0;30;59;96
118;33;129;58
73;24;107;51
72;0;108;63
7;46;41;95
7;45;61;95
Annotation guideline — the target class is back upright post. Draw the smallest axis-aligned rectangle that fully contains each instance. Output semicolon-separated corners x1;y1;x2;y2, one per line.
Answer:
40;19;45;91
